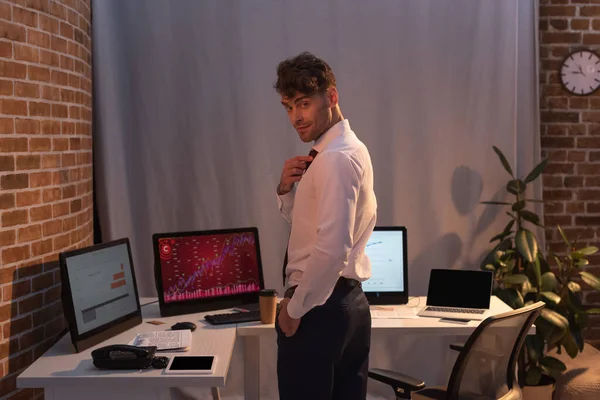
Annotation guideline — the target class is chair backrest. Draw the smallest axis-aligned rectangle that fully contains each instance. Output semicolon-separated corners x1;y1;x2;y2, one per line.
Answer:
446;301;545;400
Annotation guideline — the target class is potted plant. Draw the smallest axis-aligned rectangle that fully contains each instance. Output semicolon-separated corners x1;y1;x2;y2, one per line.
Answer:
480;146;600;395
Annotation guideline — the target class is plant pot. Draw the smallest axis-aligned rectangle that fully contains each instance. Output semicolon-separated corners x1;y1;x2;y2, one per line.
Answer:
521;375;555;400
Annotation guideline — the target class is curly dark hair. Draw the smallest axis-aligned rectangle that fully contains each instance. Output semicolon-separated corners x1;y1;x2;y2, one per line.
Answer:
274;52;336;98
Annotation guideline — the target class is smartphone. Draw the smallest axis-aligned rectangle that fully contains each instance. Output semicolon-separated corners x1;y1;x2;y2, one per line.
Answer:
164;355;216;374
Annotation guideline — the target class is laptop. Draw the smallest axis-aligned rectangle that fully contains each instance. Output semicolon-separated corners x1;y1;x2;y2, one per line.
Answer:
417;269;493;321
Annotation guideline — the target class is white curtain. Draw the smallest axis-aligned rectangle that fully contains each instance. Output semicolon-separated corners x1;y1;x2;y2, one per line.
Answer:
92;1;540;398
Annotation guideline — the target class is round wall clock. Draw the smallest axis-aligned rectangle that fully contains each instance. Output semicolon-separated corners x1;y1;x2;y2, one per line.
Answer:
560;49;600;96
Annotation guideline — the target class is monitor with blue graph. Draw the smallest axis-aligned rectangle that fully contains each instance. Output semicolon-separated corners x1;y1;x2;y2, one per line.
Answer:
362;226;409;305
153;227;265;316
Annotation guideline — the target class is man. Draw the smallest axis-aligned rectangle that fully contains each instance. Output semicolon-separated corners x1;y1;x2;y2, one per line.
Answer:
274;51;377;400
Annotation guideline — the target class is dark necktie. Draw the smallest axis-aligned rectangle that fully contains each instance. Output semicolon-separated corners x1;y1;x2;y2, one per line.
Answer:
282;149;318;285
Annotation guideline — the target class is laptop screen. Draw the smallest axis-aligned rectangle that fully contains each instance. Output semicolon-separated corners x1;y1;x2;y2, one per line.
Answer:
426;269;493;309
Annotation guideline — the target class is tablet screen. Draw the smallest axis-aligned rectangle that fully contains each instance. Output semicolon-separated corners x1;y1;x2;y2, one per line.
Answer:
168;356;214;371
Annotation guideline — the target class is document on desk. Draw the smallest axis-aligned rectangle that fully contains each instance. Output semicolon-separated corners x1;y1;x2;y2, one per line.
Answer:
370;306;419;319
129;330;192;351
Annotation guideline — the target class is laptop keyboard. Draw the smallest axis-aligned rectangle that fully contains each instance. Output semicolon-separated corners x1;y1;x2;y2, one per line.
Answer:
426;306;485;314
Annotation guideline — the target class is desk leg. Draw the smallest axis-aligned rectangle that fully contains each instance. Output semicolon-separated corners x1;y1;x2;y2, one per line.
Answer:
45;386;170;400
211;387;221;400
244;336;260;400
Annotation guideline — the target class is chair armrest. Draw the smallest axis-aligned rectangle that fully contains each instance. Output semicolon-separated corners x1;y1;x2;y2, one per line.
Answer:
368;368;426;392
450;342;464;352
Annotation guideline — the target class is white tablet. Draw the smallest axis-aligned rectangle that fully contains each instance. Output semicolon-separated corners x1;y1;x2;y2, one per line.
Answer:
164;355;216;374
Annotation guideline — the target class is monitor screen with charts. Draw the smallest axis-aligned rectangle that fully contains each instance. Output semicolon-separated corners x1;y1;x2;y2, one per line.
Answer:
362;226;408;304
60;238;142;352
153;227;265;316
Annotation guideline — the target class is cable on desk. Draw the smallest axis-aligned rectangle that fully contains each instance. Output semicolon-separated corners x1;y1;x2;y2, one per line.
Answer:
141;300;158;307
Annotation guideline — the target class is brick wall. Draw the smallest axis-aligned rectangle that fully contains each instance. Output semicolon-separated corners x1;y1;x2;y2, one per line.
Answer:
0;0;92;398
540;0;600;348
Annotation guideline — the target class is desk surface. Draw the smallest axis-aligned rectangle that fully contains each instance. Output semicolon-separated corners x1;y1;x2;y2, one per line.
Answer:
18;295;523;390
237;296;515;336
17;298;236;389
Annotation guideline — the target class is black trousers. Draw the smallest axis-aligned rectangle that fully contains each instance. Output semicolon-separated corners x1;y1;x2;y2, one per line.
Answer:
276;278;371;400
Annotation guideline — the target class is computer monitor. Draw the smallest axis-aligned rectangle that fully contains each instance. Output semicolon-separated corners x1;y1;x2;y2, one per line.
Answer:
362;226;409;305
59;238;142;352
153;227;265;317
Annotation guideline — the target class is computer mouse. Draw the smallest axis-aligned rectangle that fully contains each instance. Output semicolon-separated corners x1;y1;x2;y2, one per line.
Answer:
171;322;196;332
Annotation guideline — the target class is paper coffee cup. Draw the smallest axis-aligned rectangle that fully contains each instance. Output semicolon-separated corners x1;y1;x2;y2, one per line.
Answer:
258;289;278;324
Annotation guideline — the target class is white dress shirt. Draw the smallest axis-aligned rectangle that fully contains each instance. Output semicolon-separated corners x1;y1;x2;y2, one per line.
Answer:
277;119;377;319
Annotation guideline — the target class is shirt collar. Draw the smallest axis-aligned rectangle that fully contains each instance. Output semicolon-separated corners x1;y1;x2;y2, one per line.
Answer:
312;119;350;153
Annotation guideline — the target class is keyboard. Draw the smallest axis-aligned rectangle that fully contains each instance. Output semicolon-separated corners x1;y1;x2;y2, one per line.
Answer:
425;306;485;314
204;310;261;325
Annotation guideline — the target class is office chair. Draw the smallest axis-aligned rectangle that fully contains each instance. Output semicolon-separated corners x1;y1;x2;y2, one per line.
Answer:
369;301;545;400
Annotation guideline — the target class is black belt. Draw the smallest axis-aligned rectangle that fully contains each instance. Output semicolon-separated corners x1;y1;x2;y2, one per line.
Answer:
284;277;360;299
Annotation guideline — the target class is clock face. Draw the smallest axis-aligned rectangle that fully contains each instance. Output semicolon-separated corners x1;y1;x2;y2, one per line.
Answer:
560;50;600;96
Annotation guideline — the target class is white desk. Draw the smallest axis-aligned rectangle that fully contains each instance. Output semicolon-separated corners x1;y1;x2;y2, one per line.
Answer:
18;296;525;400
237;296;525;400
17;299;236;400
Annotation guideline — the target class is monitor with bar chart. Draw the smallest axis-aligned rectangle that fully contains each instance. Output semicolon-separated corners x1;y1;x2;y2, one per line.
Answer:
59;238;142;352
153;227;265;316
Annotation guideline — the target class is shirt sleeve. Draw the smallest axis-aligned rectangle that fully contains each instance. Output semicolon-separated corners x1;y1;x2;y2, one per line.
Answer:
286;152;362;319
276;184;296;225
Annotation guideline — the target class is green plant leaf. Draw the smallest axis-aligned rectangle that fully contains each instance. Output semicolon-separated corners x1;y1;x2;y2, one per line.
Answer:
526;334;545;362
503;219;515;233
560;331;579;358
512;200;526;212
568;291;585;313
568;281;581;293
521;280;536;295
557;225;571;248
554;255;564;271
484;264;496;271
542;272;558;291
516;229;538;263
571;251;584;260
586;308;600;314
580;271;600;291
530;258;543;290
504;274;529;285
493;146;514;178
525;366;542;386
536;316;565;350
540;356;567;373
574;312;588;332
541;309;569;330
489;232;511;243
576;259;589;267
480;201;511;205
520;210;541;226
524;158;549;184
507;179;526;195
579;246;599;256
541;292;561;304
539;257;551;274
573;329;585;352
